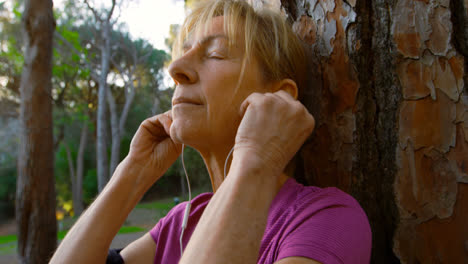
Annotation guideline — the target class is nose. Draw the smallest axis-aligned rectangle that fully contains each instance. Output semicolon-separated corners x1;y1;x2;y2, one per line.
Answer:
168;55;199;85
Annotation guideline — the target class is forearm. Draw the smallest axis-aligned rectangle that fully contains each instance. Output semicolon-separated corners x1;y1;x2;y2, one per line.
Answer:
180;156;280;264
50;159;154;264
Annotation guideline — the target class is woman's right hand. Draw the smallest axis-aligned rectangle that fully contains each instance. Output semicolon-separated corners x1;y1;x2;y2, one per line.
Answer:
122;111;182;185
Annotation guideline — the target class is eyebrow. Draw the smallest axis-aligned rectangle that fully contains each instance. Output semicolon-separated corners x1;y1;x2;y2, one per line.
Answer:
183;34;229;51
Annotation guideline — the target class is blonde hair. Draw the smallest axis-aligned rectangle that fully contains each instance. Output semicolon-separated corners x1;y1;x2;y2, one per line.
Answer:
172;0;307;97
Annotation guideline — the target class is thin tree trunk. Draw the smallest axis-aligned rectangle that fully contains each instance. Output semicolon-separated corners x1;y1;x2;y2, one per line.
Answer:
74;122;88;215
96;20;111;192
107;79;136;177
107;87;120;178
16;0;57;262
64;143;78;214
119;82;135;133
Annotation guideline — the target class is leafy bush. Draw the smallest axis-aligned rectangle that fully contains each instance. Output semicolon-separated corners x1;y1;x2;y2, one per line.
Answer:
0;155;16;221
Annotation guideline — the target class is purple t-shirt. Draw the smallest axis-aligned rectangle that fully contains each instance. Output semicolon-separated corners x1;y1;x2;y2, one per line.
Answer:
149;178;372;264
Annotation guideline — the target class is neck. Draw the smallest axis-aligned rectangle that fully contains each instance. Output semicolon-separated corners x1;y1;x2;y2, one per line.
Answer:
200;147;232;192
199;147;290;194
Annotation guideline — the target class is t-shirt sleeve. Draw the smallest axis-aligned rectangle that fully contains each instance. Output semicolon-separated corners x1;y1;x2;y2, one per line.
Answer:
149;217;164;244
276;192;372;264
149;201;188;244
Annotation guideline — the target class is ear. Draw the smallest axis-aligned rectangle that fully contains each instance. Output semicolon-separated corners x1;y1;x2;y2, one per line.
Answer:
272;79;298;100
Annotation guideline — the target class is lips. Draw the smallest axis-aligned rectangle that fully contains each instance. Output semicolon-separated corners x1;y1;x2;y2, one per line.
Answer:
172;97;203;106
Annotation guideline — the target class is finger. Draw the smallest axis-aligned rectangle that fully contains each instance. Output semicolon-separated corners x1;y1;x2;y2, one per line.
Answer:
164;110;172;120
159;113;172;137
142;114;170;138
274;90;295;102
239;92;263;116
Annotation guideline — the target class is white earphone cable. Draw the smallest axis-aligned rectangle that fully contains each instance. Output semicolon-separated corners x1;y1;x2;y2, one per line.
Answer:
180;144;191;257
224;146;235;179
179;144;235;258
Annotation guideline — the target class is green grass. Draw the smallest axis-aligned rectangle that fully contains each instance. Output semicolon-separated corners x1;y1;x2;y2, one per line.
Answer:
0;234;16;244
0;243;15;254
0;226;146;245
135;199;174;211
117;226;146;234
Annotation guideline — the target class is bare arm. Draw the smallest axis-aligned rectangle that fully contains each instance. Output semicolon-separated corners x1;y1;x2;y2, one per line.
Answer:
180;91;316;264
50;112;180;264
121;233;157;264
50;160;150;263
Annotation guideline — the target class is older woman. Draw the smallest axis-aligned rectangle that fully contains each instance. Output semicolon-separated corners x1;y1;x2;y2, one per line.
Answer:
51;0;371;263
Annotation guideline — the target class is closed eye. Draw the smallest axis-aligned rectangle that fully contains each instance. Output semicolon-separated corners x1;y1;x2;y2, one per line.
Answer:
207;52;225;59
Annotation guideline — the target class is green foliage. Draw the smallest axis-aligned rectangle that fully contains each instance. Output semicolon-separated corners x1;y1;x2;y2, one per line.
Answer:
0;154;16;220
0;156;16;203
0;0;182;217
54;144;72;202
0;1;24;96
83;169;98;204
165;24;180;54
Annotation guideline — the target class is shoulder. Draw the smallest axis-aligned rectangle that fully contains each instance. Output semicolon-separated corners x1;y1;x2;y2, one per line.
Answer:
149;192;213;239
274;179;369;224
275;181;372;264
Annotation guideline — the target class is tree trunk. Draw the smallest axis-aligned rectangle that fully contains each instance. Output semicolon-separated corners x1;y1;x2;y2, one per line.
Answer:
16;0;57;262
96;20;111;192
268;0;468;263
107;78;136;177
74;121;88;216
107;87;120;178
64;144;76;210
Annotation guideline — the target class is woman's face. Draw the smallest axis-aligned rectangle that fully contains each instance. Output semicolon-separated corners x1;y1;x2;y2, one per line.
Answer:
169;16;269;151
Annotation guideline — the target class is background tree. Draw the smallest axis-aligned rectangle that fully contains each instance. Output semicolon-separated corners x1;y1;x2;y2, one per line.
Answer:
107;32;168;176
83;0;118;192
15;0;57;262
0;1;22;220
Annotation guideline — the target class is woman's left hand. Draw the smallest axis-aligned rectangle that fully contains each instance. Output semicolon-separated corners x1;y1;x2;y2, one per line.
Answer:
234;90;315;176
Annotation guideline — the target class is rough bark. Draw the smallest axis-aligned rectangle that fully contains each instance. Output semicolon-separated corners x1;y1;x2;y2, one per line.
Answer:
271;0;468;263
392;0;467;262
16;0;57;262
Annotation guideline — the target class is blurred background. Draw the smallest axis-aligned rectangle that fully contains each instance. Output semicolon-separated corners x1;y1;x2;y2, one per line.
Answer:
0;0;210;262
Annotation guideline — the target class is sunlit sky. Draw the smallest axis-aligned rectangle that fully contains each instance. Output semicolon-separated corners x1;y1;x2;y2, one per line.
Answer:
119;0;186;88
119;0;186;52
53;0;187;88
54;0;186;52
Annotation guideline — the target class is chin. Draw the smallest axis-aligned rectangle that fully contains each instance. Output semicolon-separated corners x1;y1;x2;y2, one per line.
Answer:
170;119;202;147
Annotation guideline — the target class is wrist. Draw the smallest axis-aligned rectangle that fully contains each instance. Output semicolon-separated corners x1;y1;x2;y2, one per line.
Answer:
112;158;160;196
229;151;283;185
231;147;284;178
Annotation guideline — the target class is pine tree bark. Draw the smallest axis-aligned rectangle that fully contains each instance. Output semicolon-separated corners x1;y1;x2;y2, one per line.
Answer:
271;0;468;262
16;0;57;262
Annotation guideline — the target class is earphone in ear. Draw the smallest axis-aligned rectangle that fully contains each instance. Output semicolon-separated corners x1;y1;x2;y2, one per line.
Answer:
179;144;235;257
